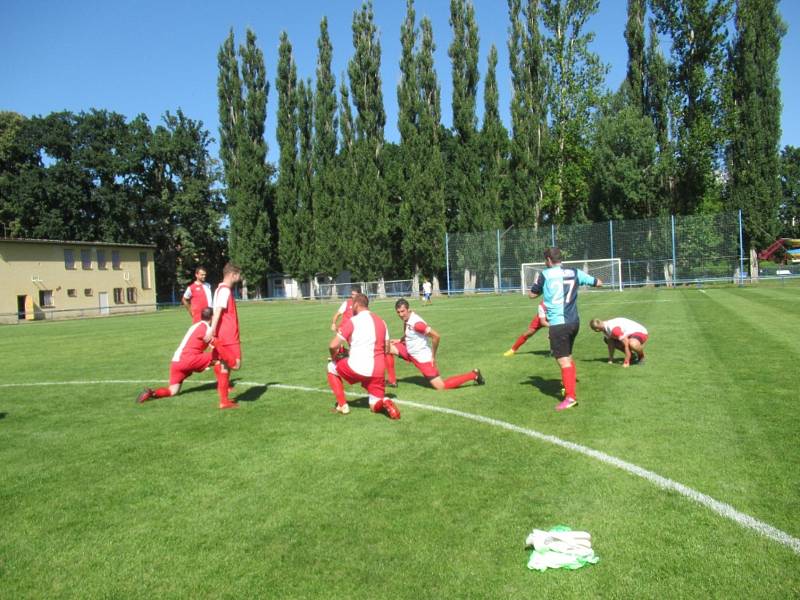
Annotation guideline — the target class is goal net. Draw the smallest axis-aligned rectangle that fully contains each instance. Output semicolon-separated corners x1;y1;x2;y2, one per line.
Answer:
520;258;623;293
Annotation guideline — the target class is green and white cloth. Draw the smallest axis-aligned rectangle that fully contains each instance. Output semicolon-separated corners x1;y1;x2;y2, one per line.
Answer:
525;525;599;571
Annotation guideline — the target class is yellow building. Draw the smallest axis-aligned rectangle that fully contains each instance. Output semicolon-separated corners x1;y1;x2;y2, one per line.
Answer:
0;238;157;324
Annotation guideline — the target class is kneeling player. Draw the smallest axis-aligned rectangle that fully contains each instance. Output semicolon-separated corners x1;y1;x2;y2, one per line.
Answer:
138;307;218;403
390;298;484;390
589;317;648;367
326;293;400;419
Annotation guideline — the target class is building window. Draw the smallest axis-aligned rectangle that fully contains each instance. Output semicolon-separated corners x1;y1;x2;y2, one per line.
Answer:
97;249;107;270
126;287;138;303
84;288;93;297
39;290;54;308
139;252;151;289
112;250;121;270
114;288;124;304
81;249;92;270
64;249;75;270
67;289;77;297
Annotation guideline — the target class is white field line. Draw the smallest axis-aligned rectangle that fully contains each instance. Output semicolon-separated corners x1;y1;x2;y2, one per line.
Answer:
3;378;799;556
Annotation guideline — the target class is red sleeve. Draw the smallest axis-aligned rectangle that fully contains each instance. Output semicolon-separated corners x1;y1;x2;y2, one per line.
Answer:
611;326;624;339
338;319;354;342
413;321;428;334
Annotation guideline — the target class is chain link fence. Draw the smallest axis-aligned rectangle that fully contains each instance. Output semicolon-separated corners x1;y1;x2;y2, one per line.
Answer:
445;210;750;293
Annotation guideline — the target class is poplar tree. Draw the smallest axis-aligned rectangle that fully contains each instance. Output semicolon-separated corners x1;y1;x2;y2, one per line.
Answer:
312;17;340;277
507;0;547;228
447;0;482;233
624;0;646;113
480;44;508;230
728;0;785;251
652;0;732;214
217;29;273;297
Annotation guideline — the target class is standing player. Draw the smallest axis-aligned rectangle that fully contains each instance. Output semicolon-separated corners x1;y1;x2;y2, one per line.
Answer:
503;299;549;356
326;293;400;419
421;278;433;305
181;266;213;323
530;248;602;411
203;262;242;409
137;307;215;403
390;298;484;390
589;317;648;367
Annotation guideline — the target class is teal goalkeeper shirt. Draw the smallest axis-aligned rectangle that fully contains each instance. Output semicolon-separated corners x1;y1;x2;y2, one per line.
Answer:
530;266;597;325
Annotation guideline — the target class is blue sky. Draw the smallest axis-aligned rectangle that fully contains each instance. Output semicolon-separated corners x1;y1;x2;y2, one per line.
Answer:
2;0;798;164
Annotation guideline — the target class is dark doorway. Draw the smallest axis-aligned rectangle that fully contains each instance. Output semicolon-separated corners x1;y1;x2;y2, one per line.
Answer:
17;295;26;320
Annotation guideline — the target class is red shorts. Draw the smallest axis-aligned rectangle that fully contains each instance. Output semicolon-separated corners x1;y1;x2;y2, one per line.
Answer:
169;353;214;385
212;341;242;365
334;358;385;398
394;342;440;379
629;333;648;344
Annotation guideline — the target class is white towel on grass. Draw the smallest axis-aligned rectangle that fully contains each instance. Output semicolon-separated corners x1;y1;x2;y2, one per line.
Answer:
525;526;599;571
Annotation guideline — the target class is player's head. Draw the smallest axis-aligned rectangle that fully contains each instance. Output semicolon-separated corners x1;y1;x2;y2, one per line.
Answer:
544;247;562;266
350;284;362;298
222;262;242;282
352;293;369;313
589;318;604;332
200;307;213;322
195;266;207;281
394;298;411;321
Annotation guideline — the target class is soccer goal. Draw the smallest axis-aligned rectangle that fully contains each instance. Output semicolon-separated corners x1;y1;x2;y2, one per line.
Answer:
520;258;623;293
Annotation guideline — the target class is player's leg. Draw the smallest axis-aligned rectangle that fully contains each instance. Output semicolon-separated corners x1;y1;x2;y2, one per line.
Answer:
628;337;645;363
505;316;542;356
385;352;397;387
439;369;485;390
551;323;579;411
364;376;399;419
137;365;187;403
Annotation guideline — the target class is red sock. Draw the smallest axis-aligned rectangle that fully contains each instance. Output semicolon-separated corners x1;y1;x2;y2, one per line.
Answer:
385;354;396;384
561;363;577;399
327;373;346;406
215;363;230;403
443;371;477;389
511;334;529;352
370;397;385;413
153;387;172;398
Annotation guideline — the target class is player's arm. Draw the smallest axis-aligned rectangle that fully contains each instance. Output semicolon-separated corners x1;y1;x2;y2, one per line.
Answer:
204;305;223;343
606;337;616;363
529;273;544;298
428;328;441;360
330;311;341;332
328;334;344;360
181;289;192;314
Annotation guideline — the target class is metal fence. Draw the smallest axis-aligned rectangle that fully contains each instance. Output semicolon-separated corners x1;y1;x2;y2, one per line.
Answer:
445;210;750;293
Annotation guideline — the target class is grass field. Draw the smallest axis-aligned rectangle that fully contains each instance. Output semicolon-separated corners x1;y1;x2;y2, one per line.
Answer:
2;283;799;598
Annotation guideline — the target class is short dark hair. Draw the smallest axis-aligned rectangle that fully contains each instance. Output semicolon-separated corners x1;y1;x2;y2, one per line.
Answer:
200;307;213;321
223;262;241;276
353;293;369;308
351;284;362;294
545;247;562;263
195;266;207;274
395;298;410;310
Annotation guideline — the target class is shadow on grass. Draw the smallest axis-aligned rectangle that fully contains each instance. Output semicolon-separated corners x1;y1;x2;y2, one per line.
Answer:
235;384;268;403
396;375;432;388
0;412;7;420
523;375;562;399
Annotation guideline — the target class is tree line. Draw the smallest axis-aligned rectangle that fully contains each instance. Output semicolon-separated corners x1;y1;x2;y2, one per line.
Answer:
1;0;798;300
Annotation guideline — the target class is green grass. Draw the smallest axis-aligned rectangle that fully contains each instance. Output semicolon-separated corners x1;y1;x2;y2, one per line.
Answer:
2;283;799;598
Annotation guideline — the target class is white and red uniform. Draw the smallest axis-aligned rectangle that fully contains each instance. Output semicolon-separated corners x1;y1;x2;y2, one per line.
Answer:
394;312;440;379
330;309;389;397
603;318;648;344
169;321;214;384
213;283;241;363
183;281;213;323
336;298;355;325
530;301;546;329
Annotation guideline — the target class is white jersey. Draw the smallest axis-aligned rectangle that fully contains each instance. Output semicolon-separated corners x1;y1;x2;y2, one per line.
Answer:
183;281;213;307
603;317;647;340
338;310;389;378
422;281;432;295
404;312;433;363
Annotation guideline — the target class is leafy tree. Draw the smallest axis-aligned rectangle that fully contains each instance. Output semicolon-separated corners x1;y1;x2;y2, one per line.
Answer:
624;0;646;113
780;146;800;238
652;0;732;214
727;0;785;251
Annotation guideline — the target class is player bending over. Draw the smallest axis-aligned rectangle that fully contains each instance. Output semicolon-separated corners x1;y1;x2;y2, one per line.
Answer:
503;300;549;356
589;318;648;367
389;298;485;390
326;293;400;419
138;307;217;403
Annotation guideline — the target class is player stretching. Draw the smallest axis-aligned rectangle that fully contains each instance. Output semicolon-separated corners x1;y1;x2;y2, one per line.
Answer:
137;307;215;403
530;248;602;411
203;262;242;409
503;300;549;356
390;298;484;390
326;293;400;419
589;318;648;367
181;266;213;323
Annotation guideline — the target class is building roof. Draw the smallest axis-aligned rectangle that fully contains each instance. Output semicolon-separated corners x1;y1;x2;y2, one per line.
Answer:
0;237;156;249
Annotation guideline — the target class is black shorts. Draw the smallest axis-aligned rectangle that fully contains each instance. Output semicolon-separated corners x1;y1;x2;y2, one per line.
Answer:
549;322;580;359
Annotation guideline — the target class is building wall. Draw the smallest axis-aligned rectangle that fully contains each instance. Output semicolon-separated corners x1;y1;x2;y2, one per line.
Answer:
0;241;157;324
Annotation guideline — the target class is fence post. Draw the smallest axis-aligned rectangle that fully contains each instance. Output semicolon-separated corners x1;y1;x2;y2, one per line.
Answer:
609;220;616;289
445;232;451;297
738;209;745;285
551;223;556;247
496;229;502;293
671;214;677;283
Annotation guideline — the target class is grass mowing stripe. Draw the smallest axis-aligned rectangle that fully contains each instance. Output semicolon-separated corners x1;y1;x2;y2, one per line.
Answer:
4;377;799;556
